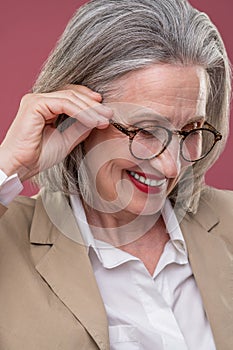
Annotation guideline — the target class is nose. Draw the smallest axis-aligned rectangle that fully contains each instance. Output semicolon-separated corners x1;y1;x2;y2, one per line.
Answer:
149;137;181;178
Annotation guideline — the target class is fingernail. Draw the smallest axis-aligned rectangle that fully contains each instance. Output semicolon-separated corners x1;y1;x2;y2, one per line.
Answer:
92;90;102;97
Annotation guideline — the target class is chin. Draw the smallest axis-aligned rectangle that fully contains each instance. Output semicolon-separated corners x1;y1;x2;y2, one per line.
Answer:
120;191;167;216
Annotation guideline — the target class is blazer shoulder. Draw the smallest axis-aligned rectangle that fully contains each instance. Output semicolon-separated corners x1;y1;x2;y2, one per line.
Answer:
201;186;233;215
198;186;233;243
0;195;37;243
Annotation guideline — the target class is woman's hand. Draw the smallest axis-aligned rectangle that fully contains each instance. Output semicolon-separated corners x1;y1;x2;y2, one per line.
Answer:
0;85;112;181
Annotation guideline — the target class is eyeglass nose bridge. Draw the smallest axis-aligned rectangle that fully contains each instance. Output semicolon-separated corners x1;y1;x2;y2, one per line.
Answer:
171;129;188;140
132;127;192;161
156;128;201;162
110;119;222;162
157;129;184;158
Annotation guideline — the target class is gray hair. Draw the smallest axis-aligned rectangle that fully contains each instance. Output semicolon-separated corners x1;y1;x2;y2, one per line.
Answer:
34;0;231;213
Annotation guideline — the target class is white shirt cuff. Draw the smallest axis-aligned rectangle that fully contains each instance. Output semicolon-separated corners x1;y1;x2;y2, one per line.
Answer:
0;169;23;206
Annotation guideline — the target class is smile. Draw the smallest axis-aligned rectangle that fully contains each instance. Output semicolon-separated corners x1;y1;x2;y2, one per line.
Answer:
127;171;167;194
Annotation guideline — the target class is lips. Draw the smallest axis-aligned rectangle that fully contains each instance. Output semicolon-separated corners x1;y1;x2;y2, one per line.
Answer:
127;170;167;194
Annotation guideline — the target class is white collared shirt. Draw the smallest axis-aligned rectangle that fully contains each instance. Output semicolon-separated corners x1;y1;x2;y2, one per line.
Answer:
0;174;216;349
0;170;23;206
71;195;216;350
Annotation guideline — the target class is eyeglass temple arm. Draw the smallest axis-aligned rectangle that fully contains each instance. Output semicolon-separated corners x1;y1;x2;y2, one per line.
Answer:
203;121;222;140
109;119;137;138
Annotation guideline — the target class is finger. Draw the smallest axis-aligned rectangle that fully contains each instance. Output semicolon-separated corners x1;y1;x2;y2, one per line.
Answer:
63;84;102;102
59;120;91;152
43;89;113;119
39;121;91;170
56;92;112;124
30;95;108;129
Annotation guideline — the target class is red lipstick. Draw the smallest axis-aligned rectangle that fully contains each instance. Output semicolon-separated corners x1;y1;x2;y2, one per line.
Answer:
127;171;165;194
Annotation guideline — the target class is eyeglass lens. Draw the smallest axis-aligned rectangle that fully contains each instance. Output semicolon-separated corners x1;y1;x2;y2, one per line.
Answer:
130;127;216;161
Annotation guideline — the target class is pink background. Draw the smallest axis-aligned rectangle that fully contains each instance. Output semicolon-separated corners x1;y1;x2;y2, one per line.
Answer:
1;0;232;196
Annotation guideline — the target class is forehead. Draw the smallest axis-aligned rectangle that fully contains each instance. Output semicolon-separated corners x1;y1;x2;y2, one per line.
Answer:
106;64;208;126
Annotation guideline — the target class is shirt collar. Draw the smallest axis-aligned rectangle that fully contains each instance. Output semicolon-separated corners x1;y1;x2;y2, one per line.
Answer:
162;200;188;256
70;195;187;268
70;194;96;251
70;195;134;266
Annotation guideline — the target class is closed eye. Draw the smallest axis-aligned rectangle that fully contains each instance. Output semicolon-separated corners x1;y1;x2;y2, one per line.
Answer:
138;128;155;137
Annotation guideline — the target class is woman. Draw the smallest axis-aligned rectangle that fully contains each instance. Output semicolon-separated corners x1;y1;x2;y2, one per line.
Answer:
0;0;232;349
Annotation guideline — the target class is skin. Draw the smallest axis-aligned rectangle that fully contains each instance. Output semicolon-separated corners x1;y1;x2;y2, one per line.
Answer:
0;64;208;274
83;64;208;273
0;85;113;180
84;65;207;217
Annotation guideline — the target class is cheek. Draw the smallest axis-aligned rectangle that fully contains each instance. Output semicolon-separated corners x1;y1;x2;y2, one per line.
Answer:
96;165;118;201
84;143;136;198
83;129;105;153
89;160;130;202
84;128;136;174
166;157;190;184
84;128;129;156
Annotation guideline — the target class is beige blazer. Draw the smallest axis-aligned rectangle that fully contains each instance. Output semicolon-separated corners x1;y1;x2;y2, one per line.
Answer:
0;187;232;350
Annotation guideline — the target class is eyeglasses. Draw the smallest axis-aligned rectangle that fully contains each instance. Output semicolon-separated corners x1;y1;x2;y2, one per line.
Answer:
109;119;222;162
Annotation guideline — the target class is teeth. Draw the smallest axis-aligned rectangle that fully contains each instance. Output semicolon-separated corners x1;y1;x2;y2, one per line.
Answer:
129;171;166;187
139;176;145;184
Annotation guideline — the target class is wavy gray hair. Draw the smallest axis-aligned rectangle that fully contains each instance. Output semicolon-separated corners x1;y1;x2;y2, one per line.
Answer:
34;0;231;213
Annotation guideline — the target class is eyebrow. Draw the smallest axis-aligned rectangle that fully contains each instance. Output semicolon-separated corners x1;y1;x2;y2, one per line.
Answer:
126;111;168;125
126;112;205;127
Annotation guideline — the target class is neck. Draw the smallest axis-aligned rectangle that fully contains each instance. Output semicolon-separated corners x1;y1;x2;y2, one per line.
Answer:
85;204;169;275
119;216;170;275
84;202;164;247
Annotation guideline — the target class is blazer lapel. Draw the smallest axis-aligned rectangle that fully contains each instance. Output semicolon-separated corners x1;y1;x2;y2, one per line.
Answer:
180;194;233;349
27;187;233;349
30;190;109;350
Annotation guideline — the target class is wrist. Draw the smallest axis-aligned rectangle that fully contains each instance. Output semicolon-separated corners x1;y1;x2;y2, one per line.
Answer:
0;146;19;177
0;146;34;181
